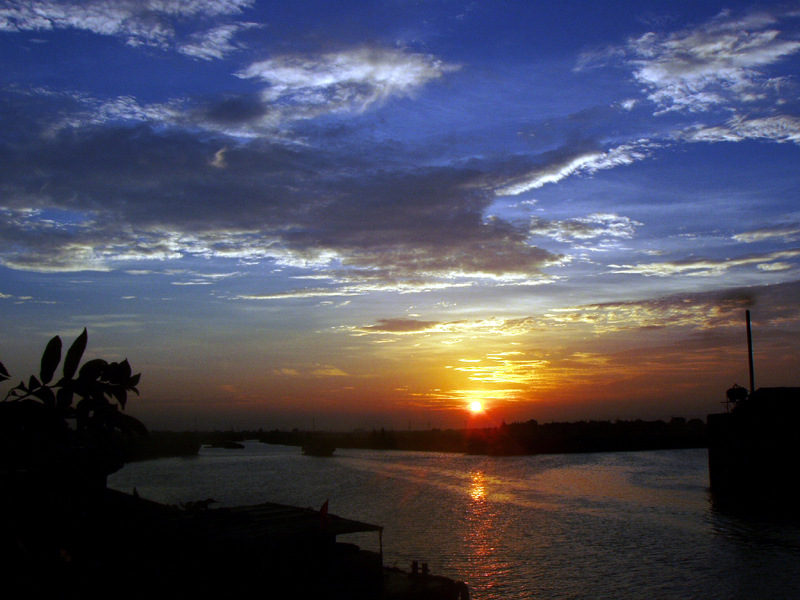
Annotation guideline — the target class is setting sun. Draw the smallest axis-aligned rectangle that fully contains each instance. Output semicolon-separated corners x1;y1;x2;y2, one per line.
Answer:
469;401;484;413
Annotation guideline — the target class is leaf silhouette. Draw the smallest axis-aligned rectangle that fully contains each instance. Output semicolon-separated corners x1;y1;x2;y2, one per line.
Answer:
79;359;107;382
40;335;62;385
63;328;87;380
110;385;128;409
2;328;148;481
33;386;56;408
120;359;132;381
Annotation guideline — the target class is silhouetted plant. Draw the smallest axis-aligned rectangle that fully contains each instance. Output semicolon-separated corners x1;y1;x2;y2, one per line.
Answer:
0;328;146;481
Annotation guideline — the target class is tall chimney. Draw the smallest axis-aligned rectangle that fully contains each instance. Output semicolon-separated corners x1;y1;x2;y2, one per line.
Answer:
746;309;755;393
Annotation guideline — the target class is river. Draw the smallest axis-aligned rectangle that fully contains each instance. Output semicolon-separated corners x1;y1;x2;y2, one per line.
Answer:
108;443;800;599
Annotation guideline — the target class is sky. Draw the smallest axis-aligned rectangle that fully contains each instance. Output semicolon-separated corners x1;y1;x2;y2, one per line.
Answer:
1;0;800;431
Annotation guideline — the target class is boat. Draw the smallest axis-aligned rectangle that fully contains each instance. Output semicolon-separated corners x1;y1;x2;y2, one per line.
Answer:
707;310;800;507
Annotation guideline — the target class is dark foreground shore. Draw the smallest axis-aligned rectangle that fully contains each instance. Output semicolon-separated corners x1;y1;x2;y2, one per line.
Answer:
4;484;468;600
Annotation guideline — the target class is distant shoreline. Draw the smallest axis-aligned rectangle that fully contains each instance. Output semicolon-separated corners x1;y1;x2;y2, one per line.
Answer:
129;417;707;460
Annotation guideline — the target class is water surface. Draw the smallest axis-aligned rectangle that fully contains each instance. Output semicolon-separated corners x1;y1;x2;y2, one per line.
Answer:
109;444;800;599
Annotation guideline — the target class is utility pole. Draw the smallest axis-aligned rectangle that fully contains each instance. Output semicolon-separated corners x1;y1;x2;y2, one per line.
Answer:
746;309;755;393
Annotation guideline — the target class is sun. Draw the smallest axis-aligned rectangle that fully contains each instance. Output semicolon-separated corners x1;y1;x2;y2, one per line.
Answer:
469;401;483;413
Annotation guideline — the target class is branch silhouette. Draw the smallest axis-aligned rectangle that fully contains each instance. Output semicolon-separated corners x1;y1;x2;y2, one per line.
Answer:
1;328;145;479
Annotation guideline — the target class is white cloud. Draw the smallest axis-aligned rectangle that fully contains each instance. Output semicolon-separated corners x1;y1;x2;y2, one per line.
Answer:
734;224;800;243
679;115;800;144
530;213;641;242
626;9;800;113
237;47;459;117
29;46;458;136
610;249;800;277
89;95;183;126
0;0;253;55
496;142;652;196
178;22;259;60
757;261;792;271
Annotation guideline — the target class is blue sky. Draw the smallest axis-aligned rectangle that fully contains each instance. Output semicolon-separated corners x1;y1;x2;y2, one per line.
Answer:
1;1;799;430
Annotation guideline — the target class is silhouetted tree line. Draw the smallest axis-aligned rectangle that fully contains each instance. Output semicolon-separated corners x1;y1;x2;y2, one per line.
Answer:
254;417;707;456
96;417;709;460
463;417;707;455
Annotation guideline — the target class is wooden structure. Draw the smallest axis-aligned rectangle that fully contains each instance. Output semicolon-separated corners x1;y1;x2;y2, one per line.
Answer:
4;487;468;599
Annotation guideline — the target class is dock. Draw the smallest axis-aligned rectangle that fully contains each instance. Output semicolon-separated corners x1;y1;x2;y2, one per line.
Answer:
6;487;468;599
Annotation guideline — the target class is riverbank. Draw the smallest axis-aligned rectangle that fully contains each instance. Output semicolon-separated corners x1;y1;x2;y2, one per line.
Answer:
257;417;706;455
132;417;707;460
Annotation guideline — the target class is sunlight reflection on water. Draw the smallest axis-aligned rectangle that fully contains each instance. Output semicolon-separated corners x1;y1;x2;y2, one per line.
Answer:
110;445;800;600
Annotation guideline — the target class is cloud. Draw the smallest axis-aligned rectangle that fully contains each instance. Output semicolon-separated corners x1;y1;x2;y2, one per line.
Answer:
309;365;348;378
349;316;543;337
73;95;183;129
562;10;800;193
529;213;641;242
453;353;548;386
5;88;184;136
178;22;260;60
344;286;798;344
273;364;349;378
0;119;562;288
170;270;242;286
0;224;189;272
353;318;443;334
22;45;458;137
625;8;800;113
734;224;800;243
546;294;748;333
496;142;652;196
544;281;800;335
0;290;53;304
0;0;254;56
238;288;363;301
610;249;800;277
679;115;800;144
210;147;228;168
237;277;545;301
758;262;793;272
236;47;459;120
